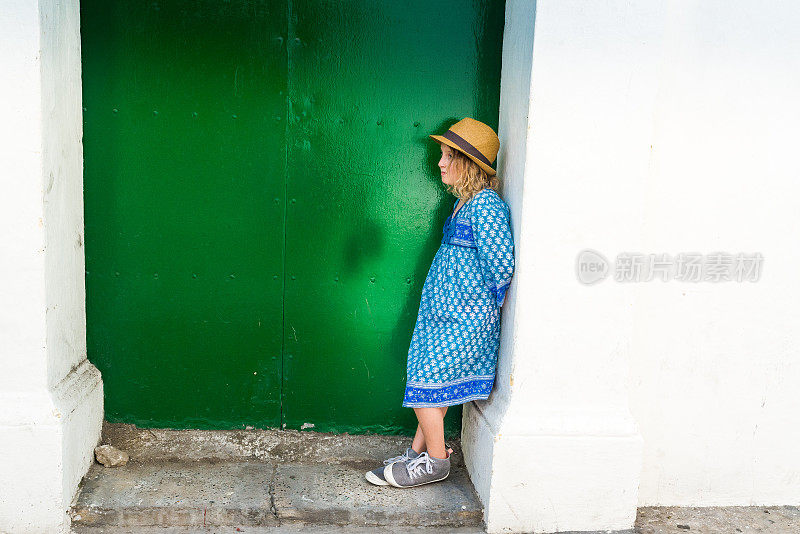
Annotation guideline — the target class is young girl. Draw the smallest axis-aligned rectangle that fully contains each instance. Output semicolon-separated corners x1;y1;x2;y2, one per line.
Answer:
365;117;515;488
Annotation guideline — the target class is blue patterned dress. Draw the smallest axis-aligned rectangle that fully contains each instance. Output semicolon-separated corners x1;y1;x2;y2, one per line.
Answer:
402;187;515;408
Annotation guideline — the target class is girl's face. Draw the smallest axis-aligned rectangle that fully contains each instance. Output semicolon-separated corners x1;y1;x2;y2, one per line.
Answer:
438;143;458;186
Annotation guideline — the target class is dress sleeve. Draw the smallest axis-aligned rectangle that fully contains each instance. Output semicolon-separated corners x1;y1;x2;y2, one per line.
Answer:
469;191;515;307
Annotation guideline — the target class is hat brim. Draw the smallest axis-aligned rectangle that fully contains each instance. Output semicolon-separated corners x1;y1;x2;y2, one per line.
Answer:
430;134;497;176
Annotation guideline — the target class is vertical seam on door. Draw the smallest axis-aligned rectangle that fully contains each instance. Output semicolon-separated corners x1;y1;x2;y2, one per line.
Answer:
279;0;292;429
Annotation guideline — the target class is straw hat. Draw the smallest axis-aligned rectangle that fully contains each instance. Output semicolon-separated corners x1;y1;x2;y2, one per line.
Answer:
429;117;500;176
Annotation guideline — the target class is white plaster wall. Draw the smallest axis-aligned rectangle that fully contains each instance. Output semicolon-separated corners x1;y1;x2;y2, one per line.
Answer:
38;0;104;512
506;0;666;426
469;3;800;527
0;0;49;394
465;0;800;529
630;1;800;506
465;0;655;531
1;1;103;532
40;0;88;385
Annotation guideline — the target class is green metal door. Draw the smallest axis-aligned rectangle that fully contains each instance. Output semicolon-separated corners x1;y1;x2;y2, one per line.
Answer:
81;0;505;436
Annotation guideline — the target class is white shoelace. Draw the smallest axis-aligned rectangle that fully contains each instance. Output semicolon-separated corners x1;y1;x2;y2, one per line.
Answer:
405;452;434;479
383;448;412;466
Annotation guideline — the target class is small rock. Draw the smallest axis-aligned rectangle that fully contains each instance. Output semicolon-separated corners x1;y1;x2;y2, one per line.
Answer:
94;444;129;467
677;525;690;530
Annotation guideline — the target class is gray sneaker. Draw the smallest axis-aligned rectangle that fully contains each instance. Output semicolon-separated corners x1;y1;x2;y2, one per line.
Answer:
364;447;420;486
383;451;450;488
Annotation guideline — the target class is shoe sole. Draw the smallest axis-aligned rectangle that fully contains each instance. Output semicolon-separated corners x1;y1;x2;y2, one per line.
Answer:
365;470;390;486
383;463;450;488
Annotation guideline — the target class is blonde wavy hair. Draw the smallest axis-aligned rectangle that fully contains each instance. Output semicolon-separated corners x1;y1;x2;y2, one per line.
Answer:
441;143;499;200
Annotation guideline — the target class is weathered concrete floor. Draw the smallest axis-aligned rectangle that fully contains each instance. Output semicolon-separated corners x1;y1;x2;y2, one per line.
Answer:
72;527;486;533
72;424;800;533
70;458;481;529
73;506;800;533
70;423;482;530
635;505;800;533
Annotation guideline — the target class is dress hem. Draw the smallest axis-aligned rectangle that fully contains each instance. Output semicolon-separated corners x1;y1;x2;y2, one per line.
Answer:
402;376;495;408
401;393;492;408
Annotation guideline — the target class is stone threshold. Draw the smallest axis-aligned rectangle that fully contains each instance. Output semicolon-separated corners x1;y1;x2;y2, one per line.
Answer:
69;422;482;529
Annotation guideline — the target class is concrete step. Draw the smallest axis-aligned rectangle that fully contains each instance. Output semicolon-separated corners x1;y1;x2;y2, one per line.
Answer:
69;423;484;530
72;527;487;534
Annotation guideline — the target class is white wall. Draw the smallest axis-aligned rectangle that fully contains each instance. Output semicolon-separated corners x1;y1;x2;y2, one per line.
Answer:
519;0;800;511
466;1;799;531
464;0;652;531
1;0;48;393
0;1;103;532
630;1;800;505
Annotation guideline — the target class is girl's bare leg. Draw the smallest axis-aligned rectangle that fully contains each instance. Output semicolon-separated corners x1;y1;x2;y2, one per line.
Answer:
412;407;449;459
411;406;448;453
411;423;426;453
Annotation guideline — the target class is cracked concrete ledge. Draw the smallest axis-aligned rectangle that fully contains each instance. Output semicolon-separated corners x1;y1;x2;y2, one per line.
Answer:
70;505;800;533
78;425;800;533
70;459;482;529
635;505;800;533
99;421;466;468
267;462;279;523
72;528;487;533
70;423;481;529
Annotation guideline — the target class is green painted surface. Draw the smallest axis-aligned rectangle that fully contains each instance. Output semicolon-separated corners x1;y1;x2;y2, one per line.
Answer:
81;0;287;429
81;0;505;437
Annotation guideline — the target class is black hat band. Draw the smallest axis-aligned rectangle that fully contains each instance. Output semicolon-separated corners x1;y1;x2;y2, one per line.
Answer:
442;129;492;167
